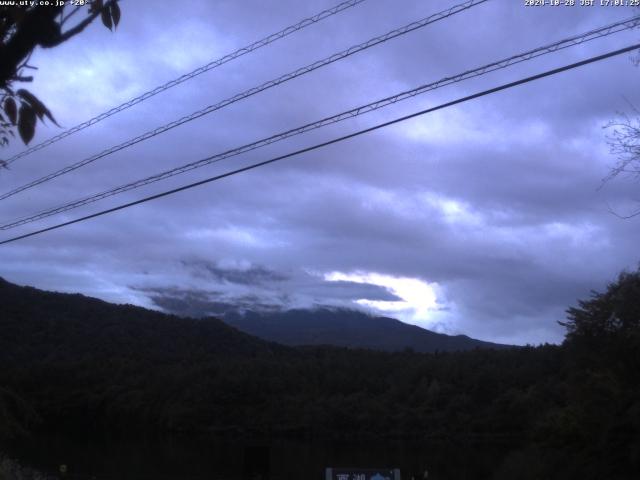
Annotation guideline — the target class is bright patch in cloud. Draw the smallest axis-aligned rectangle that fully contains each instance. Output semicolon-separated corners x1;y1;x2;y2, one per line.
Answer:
396;107;551;150
421;193;483;226
397;108;486;146
324;271;444;327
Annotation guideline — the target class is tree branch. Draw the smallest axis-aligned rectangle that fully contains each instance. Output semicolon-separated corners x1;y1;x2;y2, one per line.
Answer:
0;1;117;86
60;5;83;27
56;1;117;45
0;6;62;87
606;202;640;220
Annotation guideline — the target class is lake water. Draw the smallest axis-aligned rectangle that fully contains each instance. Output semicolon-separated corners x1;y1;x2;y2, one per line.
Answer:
4;434;520;480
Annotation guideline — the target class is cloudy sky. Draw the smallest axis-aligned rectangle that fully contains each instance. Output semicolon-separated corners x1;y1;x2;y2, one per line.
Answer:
0;0;639;345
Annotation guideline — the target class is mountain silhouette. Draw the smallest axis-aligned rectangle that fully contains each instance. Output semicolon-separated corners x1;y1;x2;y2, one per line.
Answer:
224;308;508;352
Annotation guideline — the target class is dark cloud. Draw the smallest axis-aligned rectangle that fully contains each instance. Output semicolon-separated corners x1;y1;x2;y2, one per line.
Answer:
136;270;402;318
139;286;283;318
181;260;289;285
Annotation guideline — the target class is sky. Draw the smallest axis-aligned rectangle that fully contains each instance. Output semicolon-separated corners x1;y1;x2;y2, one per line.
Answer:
0;0;639;345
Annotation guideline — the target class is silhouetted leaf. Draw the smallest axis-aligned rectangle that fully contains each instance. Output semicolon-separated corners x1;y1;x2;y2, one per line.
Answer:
16;89;58;126
17;103;36;144
111;2;121;28
4;98;17;125
101;6;113;30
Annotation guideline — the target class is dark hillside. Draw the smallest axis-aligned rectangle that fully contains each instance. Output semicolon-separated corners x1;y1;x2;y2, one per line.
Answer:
0;277;277;366
224;308;508;352
0;277;282;434
0;277;548;439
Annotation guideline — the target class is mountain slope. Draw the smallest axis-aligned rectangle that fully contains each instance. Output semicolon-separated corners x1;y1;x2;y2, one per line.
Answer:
224;308;508;352
0;277;283;434
0;277;519;439
0;277;278;369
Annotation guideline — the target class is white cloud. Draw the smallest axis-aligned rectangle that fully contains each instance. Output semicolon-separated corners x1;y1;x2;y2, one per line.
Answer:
420;193;484;226
324;271;447;329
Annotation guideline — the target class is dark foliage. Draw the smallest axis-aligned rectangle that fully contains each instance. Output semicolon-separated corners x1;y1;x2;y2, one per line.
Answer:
0;275;639;478
0;1;120;146
561;268;640;342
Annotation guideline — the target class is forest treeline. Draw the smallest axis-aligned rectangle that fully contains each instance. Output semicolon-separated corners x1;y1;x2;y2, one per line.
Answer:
0;270;639;478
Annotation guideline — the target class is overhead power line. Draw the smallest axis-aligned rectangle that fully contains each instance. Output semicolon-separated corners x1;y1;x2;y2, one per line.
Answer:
0;0;489;201
2;15;638;231
1;42;637;247
3;0;368;166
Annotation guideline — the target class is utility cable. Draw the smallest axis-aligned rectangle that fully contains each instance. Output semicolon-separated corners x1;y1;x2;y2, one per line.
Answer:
1;15;638;230
2;0;368;166
1;42;637;246
0;0;489;201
